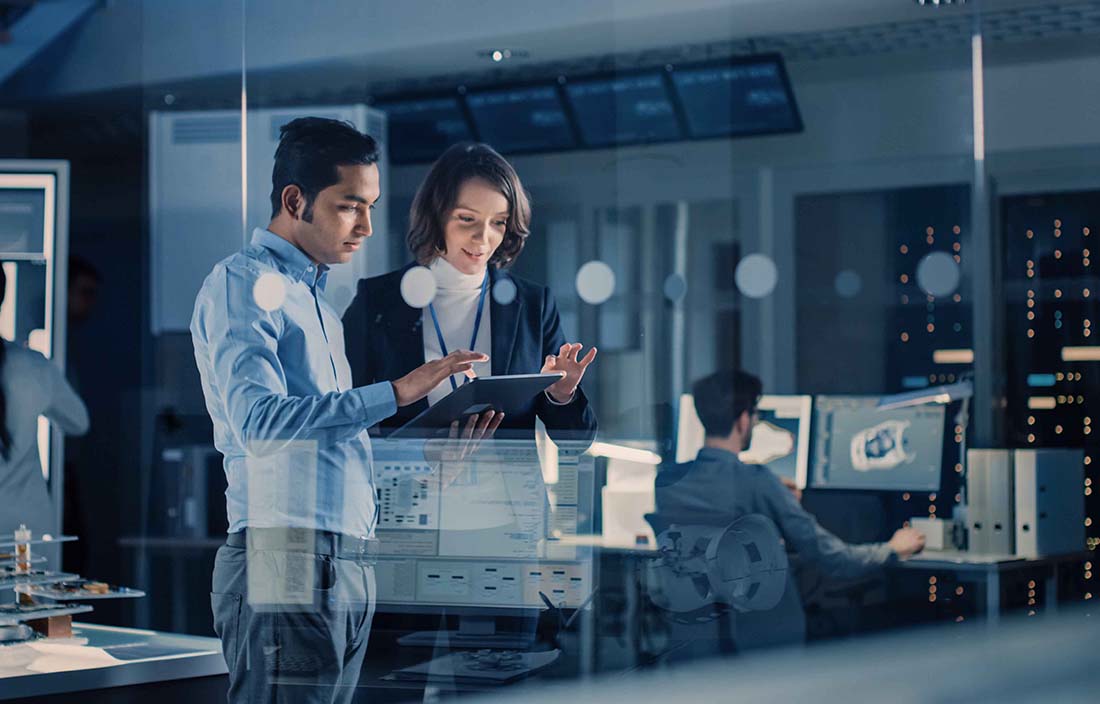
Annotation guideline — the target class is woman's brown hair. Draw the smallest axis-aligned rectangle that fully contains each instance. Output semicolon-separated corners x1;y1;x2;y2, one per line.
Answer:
406;142;531;269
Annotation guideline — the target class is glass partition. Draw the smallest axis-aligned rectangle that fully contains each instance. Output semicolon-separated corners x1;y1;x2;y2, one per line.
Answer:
4;1;1099;701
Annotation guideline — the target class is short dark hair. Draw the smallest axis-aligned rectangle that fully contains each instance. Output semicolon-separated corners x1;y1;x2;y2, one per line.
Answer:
69;255;101;284
406;142;530;269
691;370;763;438
270;117;381;220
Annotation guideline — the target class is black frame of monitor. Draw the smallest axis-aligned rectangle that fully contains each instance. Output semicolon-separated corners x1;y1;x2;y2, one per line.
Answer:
372;52;803;163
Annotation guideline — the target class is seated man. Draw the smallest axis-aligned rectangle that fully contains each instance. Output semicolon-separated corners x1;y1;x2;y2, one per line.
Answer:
654;370;924;650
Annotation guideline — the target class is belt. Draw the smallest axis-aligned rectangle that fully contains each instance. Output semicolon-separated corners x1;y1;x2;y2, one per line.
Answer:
226;528;379;562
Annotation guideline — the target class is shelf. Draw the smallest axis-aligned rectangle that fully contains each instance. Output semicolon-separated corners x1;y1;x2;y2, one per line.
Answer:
15;582;145;601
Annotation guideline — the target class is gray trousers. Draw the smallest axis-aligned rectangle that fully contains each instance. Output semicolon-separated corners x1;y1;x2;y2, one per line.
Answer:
211;543;376;704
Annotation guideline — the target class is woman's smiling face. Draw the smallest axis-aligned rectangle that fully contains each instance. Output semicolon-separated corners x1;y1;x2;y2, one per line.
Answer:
439;178;509;275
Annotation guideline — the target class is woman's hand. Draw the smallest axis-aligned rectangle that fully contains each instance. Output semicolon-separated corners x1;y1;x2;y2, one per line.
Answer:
541;343;598;404
424;411;504;488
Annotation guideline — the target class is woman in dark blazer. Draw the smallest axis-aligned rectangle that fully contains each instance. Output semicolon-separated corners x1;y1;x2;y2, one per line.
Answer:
343;142;597;444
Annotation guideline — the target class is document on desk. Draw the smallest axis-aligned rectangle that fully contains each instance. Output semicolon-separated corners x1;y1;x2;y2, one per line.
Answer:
392;649;561;684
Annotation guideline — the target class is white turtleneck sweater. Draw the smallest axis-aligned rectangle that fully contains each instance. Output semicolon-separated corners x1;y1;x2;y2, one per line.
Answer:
423;257;493;406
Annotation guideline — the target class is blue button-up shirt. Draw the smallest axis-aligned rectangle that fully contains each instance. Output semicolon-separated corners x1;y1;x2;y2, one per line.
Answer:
191;228;396;536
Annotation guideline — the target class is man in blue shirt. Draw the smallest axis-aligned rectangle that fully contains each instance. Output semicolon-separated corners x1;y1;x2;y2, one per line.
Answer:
192;117;487;703
655;370;925;651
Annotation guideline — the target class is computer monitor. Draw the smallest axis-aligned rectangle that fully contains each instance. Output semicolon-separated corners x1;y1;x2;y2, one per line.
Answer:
370;437;594;646
675;394;813;489
810;396;946;491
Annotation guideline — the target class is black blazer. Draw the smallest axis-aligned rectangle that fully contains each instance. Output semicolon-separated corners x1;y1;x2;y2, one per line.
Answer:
342;264;597;445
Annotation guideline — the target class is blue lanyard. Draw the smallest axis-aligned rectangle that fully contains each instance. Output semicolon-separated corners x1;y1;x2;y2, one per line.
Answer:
428;272;490;392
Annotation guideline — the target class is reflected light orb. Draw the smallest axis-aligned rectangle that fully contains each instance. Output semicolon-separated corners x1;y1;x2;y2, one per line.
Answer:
400;266;438;308
735;254;778;299
252;273;287;312
915;251;961;298
576;261;616;305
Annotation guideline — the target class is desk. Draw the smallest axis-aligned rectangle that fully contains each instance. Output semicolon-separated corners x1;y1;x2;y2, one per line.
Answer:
551;534;658;554
0;622;226;702
892;550;1091;624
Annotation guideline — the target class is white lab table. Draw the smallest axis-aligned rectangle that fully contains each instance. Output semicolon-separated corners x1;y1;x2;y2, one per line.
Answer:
0;622;226;702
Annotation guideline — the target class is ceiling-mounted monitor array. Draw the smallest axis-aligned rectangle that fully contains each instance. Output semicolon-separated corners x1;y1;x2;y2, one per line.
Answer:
376;53;803;164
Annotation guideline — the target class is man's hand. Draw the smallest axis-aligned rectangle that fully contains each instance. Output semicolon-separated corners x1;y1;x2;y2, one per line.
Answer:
779;476;803;503
541;343;598;404
392;350;488;407
888;527;926;558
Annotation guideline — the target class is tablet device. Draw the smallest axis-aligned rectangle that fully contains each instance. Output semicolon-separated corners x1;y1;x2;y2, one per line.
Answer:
389;373;564;438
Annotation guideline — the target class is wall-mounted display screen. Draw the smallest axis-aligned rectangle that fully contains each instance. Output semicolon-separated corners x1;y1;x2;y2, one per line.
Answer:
376;96;474;165
670;55;802;139
563;72;681;147
464;85;575;154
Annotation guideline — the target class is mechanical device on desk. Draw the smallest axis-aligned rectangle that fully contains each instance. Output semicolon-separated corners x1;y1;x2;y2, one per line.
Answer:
372;438;595;684
1;527;144;643
642;514;789;621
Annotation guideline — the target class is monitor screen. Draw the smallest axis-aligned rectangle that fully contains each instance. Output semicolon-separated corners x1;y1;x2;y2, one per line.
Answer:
676;394;812;489
375;96;473;164
739;395;813;490
670;55;801;139
563;72;681;147
371;439;593;612
464;85;576;154
811;396;946;491
0;186;47;255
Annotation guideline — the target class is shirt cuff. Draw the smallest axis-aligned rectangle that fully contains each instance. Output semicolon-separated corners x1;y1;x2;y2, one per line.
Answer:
352;381;398;426
545;389;576;406
880;544;900;564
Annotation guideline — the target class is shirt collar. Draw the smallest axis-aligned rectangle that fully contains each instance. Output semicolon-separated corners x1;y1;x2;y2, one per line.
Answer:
697;446;742;464
251;228;329;289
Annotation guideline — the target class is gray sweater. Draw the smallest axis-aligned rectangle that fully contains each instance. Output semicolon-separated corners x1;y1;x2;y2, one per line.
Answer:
653;446;895;649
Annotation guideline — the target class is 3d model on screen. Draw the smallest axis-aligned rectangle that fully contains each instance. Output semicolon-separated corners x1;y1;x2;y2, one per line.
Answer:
738;420;796;465
850;419;916;472
644;515;789;617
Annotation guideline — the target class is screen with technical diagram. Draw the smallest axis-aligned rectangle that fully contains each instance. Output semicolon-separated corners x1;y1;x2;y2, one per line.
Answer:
370;439;593;611
811;396;945;491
